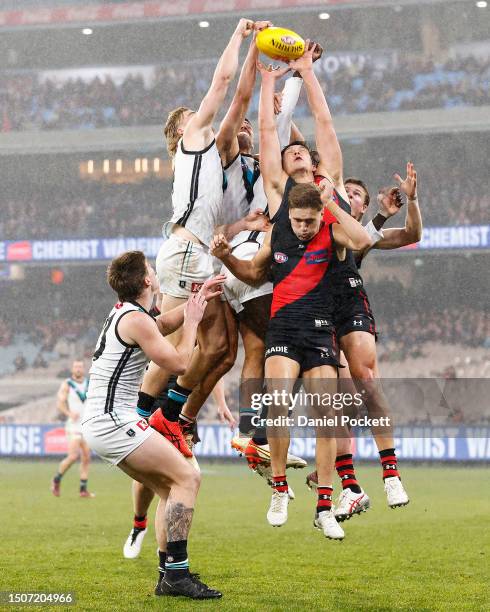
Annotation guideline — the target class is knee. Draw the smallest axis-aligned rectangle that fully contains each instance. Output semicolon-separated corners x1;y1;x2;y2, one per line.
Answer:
200;336;228;364
67;453;79;463
349;362;376;383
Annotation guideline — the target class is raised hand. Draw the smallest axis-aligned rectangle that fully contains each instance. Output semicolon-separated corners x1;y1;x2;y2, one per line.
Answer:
394;162;418;200
288;39;317;73
217;403;237;430
235;18;255;39
311;41;324;63
256;60;290;80
244;209;272;233
210;234;232;260
377;186;404;218
253;20;272;32
317;176;335;205
184;291;207;325
199;275;226;301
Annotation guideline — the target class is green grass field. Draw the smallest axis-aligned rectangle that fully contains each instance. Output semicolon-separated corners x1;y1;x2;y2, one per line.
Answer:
1;460;489;611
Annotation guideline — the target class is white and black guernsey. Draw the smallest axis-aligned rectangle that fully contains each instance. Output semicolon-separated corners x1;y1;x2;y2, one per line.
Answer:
84;302;153;421
164;138;224;247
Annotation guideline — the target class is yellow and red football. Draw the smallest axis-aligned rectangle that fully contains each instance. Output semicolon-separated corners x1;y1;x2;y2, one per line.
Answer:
256;26;305;61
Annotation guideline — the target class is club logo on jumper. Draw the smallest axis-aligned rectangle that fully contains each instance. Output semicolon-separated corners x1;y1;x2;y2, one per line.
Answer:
126;428;136;437
353;319;363;327
265;346;289;356
274;252;288;264
314;319;330;328
349;277;363;287
191;282;203;293
136;419;149;431
305;249;329;264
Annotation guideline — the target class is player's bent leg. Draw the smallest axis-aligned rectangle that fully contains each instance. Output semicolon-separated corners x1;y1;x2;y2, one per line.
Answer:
341;331;409;508
304;367;344;541
51;437;81;496
263;356;300;527
79;439;95;498
123;480;155;559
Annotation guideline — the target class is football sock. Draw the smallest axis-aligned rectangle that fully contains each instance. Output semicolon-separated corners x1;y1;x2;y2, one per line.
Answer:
178;412;195;435
335;454;362;493
272;475;288;493
133;514;147;530
166;381;191;422
53;472;62;483
80;479;88;492
379;448;400;480
238;409;256;436
165;540;190;581
158;551;167;577
136;391;155;419
317;485;334;514
251;434;268;445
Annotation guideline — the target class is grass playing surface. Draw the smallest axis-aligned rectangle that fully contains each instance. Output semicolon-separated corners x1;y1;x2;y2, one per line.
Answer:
1;460;489;611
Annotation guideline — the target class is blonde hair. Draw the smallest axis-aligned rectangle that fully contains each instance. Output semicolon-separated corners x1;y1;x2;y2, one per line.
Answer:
164;106;190;157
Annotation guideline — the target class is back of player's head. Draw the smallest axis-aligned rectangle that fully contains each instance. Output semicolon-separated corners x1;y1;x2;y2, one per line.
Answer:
288;183;323;212
107;250;148;302
344;177;370;207
281;140;312;161
164;106;191;157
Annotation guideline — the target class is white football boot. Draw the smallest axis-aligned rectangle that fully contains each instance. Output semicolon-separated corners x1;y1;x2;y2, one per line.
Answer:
267;491;289;527
123;527;148;559
334;488;370;522
230;435;250;455
384;477;409;508
314;510;345;540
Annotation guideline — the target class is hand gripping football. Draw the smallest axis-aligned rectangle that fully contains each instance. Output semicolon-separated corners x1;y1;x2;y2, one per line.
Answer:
256;26;305;61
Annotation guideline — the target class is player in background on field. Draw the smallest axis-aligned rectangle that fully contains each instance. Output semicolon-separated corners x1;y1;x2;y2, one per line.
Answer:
212;180;371;538
51;360;94;498
82;251;224;599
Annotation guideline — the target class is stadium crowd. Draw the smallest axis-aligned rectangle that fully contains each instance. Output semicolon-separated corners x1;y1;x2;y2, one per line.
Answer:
1;54;488;132
1;164;488;241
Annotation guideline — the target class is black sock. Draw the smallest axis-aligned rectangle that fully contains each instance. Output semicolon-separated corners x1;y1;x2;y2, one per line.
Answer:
137;391;155;419
335;454;362;494
251;404;268;444
238;410;256;436
165;382;192;422
80;479;87;492
165;540;189;581
158;550;167;577
54;472;62;483
251;434;268;445
379;448;400;480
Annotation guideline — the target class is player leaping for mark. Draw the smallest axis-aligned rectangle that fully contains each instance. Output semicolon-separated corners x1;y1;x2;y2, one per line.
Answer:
212;179;371;539
81;251;224;599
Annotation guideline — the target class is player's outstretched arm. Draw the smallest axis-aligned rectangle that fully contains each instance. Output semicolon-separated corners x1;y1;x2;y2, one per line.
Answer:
215;209;271;242
375;163;422;249
289;42;347;200
119;298;205;374
320;184;371;251
155;276;225;335
258;61;290;217
210;230;272;286
216;22;270;164
275;75;303;147
184;18;254;151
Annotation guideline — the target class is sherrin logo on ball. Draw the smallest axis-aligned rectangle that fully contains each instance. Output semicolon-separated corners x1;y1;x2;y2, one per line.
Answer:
256;27;305;61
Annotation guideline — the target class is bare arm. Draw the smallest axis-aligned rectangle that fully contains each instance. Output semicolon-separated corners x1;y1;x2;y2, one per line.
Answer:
375;163;422;249
321;186;370;251
211;230;272;286
289;43;347;200
275;76;303;148
57;381;72;418
216;24;270;164
119;297;206;374
184;19;254;151
258;63;290;217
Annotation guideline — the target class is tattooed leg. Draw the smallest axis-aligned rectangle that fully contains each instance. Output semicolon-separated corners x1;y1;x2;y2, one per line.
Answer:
164;499;194;580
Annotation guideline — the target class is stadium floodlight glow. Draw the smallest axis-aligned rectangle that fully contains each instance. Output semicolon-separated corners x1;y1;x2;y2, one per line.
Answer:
103;159;110;174
318;12;330;20
142;158;148;173
199;21;210;28
476;1;487;7
153;158;160;172
135;158;141;173
82;27;93;35
115;159;122;173
87;160;94;174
